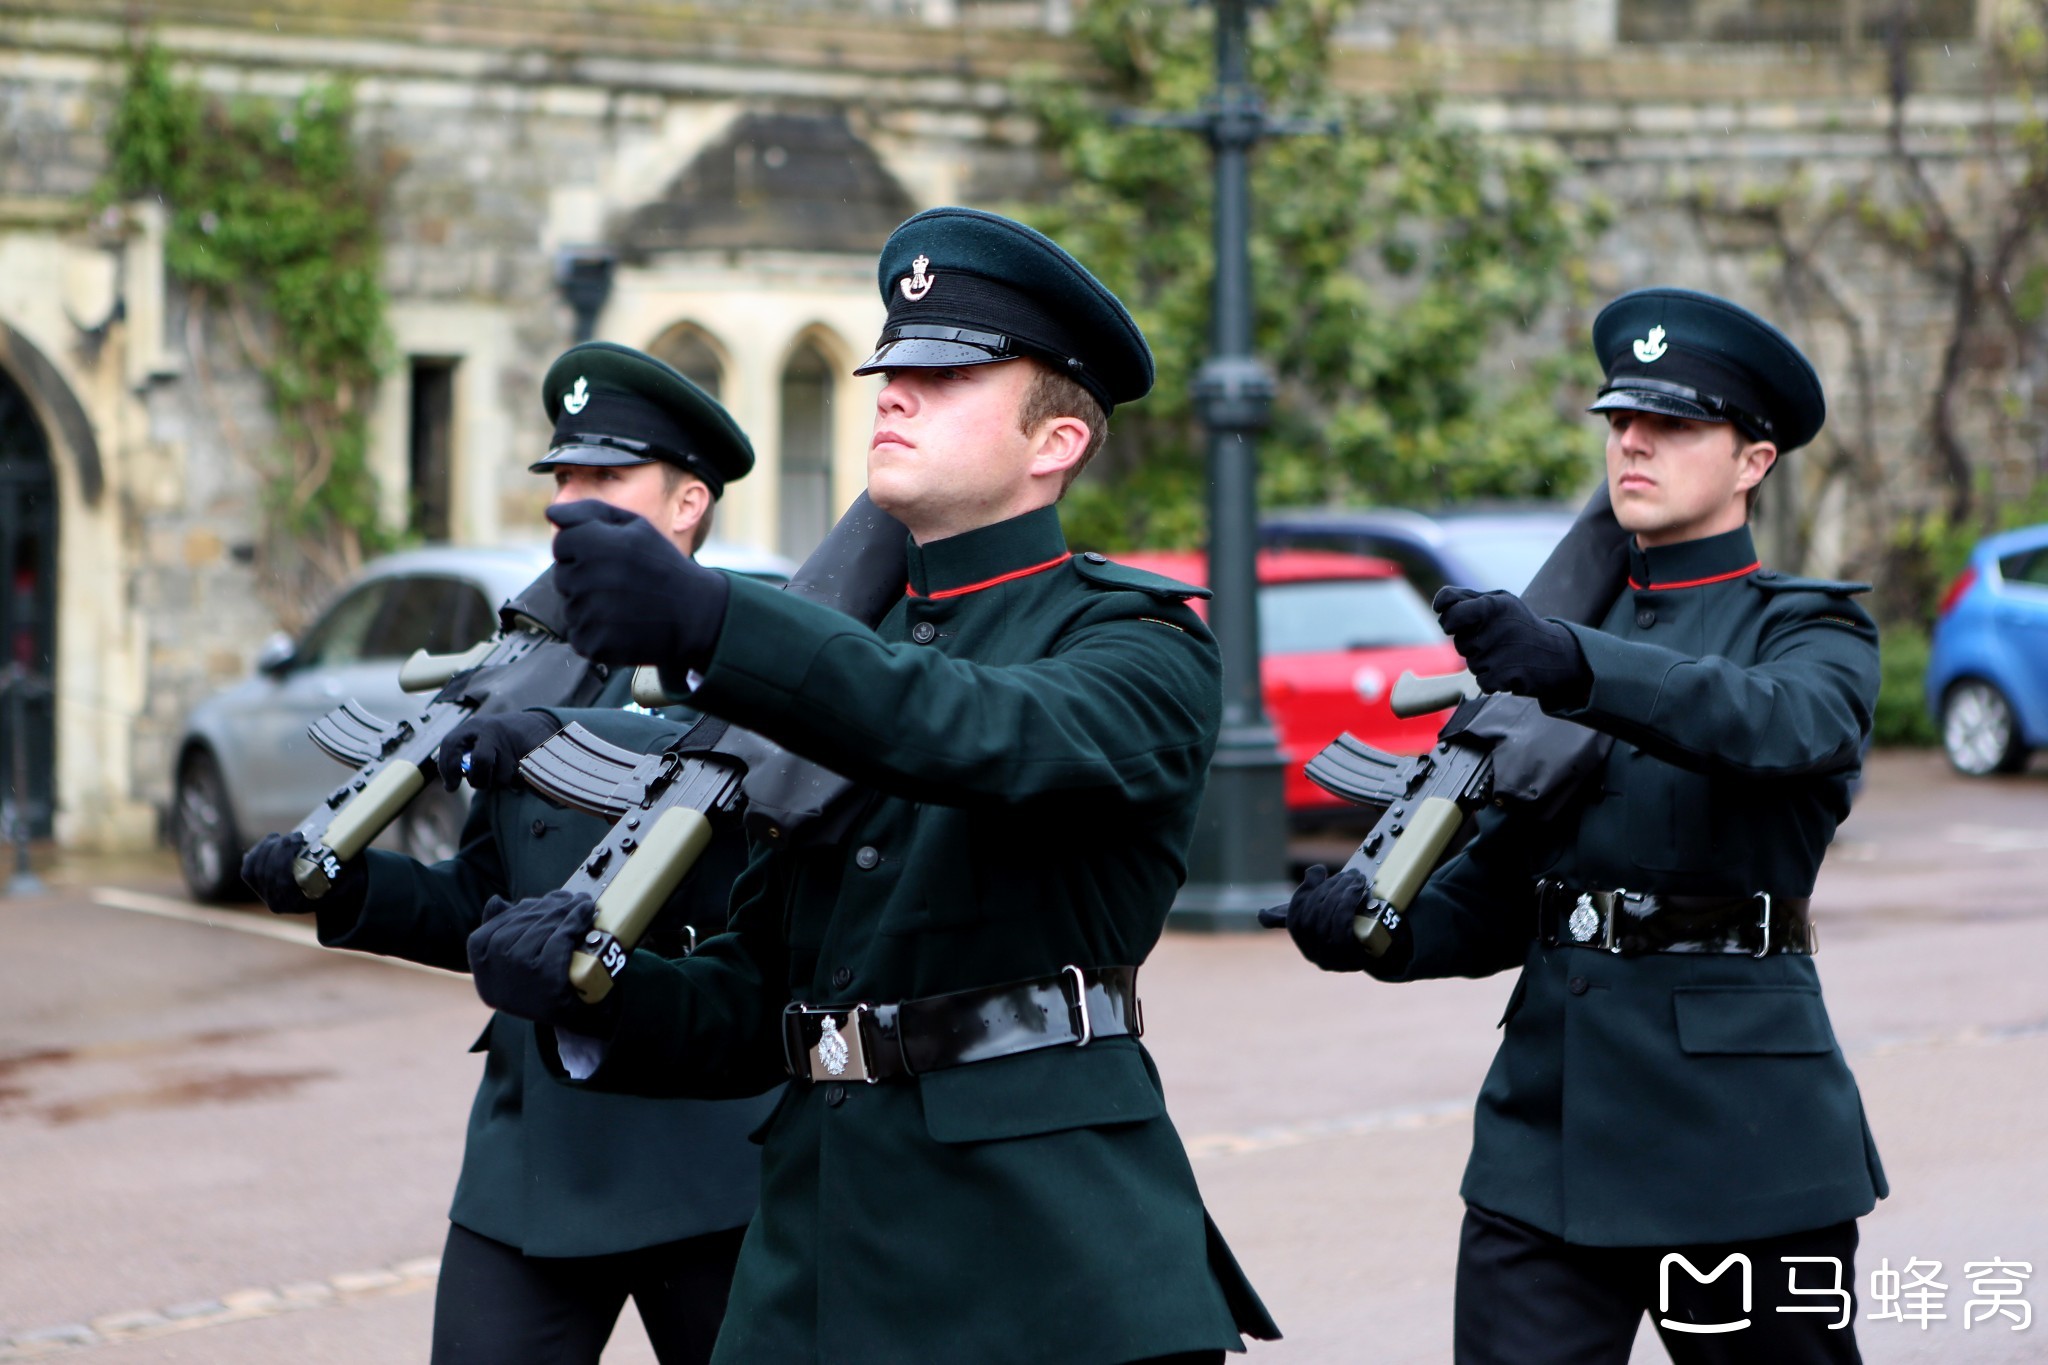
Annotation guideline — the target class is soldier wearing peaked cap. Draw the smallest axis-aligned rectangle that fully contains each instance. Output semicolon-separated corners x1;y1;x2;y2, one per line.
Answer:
1279;288;1884;1363
464;208;1280;1364
240;341;771;1365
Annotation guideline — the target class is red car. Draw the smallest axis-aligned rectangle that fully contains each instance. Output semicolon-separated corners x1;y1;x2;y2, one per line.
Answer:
1116;550;1465;820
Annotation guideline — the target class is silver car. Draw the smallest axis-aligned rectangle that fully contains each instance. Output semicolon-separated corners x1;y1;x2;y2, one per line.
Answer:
169;541;794;902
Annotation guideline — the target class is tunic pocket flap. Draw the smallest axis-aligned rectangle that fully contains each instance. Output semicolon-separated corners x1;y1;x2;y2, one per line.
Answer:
920;1041;1164;1144
1673;986;1834;1055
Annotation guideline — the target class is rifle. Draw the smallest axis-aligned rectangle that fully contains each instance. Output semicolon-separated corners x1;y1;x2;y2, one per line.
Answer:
518;492;910;1002
1260;483;1631;954
289;569;610;899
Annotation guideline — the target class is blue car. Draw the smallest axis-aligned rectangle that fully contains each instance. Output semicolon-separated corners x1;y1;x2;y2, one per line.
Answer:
1925;522;2048;775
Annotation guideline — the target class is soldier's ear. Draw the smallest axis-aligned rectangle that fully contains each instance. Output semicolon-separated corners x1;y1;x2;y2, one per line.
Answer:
667;473;714;544
1734;438;1778;493
1025;412;1092;483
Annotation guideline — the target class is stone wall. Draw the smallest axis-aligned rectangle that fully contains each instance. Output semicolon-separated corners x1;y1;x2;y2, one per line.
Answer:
0;0;2037;843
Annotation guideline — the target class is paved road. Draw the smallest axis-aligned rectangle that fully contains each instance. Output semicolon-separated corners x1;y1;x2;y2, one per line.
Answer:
1;749;2043;1361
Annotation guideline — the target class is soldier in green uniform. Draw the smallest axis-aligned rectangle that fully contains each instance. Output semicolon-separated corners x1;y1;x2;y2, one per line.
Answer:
463;208;1280;1364
238;342;775;1365
1280;288;1884;1363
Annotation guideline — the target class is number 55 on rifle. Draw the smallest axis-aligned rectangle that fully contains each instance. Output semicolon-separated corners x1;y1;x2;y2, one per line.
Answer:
288;570;611;898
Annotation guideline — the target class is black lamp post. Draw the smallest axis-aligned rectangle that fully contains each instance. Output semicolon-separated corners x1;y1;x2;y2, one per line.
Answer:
555;247;617;343
1128;0;1306;930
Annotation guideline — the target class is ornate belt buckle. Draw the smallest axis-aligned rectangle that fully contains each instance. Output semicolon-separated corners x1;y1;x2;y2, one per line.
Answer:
1567;893;1601;945
807;1003;876;1084
1753;893;1773;959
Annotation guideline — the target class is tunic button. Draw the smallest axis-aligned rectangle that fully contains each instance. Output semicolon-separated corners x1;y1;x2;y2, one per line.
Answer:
824;1084;846;1107
1635;608;1657;629
832;966;852;989
530;819;547;839
1568;976;1589;996
911;621;937;644
1082;551;1107;564
854;845;880;870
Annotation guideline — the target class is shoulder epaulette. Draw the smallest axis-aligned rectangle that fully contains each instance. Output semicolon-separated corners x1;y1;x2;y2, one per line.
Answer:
1749;570;1872;597
1068;552;1212;600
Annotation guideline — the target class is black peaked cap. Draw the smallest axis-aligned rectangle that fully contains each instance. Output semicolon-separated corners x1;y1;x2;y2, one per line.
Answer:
854;207;1154;412
1589;287;1825;452
534;341;754;496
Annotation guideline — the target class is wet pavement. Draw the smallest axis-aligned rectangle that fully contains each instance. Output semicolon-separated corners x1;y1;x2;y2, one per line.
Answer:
2;748;2044;1361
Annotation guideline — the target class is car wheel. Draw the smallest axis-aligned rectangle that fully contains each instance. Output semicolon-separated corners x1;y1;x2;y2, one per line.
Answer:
173;751;251;903
1941;680;2031;777
397;787;466;865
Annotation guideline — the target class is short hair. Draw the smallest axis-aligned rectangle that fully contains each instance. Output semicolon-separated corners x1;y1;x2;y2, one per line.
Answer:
1019;362;1108;495
658;464;716;552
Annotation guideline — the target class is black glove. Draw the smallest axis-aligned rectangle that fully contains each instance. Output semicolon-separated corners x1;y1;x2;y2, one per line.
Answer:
467;888;620;1032
547;500;729;674
436;709;560;793
1433;586;1591;708
239;831;366;918
1272;864;1380;973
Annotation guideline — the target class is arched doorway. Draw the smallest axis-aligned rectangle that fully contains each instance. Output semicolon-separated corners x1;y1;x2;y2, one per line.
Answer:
0;369;56;837
778;340;835;559
647;323;727;400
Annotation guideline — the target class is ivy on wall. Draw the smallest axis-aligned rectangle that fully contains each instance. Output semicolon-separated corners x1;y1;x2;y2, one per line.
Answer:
104;43;392;617
1015;0;1611;550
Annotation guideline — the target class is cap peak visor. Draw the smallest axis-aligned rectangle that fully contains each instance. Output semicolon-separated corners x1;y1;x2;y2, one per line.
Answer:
528;439;661;474
853;325;1019;376
1587;385;1719;425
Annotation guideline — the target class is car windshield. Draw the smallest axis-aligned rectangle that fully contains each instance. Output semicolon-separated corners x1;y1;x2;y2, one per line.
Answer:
1260;578;1445;655
1442;525;1568;593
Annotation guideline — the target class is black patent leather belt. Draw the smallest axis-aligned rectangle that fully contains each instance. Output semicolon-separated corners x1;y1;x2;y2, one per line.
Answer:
1536;880;1814;957
780;966;1142;1084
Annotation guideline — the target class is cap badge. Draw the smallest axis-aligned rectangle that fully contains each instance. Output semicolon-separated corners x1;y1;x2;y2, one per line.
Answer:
899;253;936;303
563;376;591;415
1632;326;1669;364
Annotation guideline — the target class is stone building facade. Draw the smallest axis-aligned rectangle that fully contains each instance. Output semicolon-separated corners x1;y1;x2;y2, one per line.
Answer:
0;0;2037;848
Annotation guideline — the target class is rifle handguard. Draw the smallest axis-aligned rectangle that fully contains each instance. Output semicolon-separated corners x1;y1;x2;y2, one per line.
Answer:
399;639;496;693
290;763;426;897
568;805;714;1003
1390;669;1480;719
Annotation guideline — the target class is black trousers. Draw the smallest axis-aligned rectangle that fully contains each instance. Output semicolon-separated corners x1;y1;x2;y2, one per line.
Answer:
1456;1203;1863;1365
431;1221;747;1365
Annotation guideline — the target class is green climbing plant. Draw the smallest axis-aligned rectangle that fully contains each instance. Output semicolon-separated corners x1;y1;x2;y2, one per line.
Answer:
1014;0;1610;550
104;43;392;614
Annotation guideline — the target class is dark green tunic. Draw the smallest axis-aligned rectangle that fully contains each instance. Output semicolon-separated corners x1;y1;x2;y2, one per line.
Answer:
563;506;1278;1364
314;682;776;1258
1375;525;1888;1246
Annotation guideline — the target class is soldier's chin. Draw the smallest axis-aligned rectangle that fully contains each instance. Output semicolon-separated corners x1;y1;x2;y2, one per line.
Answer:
1610;491;1660;532
864;467;918;519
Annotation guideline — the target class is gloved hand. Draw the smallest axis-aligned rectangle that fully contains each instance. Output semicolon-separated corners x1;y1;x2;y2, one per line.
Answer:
1269;864;1379;973
547;500;729;674
240;831;367;918
1433;586;1591;708
436;710;560;793
467;888;620;1032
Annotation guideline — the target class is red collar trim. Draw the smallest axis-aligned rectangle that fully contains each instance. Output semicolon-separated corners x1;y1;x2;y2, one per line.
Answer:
908;553;1071;601
1628;561;1761;592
